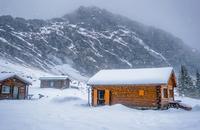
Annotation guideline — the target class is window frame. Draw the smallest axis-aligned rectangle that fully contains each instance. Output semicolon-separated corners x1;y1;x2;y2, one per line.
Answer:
169;89;173;98
98;90;105;100
139;90;145;96
50;81;54;87
63;81;66;85
163;88;168;98
1;85;11;94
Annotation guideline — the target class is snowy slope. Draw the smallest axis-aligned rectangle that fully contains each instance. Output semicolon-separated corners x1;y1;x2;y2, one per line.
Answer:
0;58;88;82
1;6;200;77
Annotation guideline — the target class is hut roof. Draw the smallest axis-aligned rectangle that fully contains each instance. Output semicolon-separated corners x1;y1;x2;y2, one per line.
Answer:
87;67;174;86
0;73;32;85
39;76;69;80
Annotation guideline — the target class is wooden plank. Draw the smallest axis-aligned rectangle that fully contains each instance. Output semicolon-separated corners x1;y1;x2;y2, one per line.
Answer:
93;89;98;106
93;85;158;107
105;89;110;105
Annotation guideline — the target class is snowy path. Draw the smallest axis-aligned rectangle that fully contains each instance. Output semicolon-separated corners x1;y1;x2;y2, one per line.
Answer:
0;88;200;130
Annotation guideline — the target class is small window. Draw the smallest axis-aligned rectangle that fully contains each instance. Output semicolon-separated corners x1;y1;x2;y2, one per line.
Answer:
139;90;145;96
169;89;173;98
1;85;11;94
98;90;105;100
63;81;66;85
50;81;54;87
163;88;168;98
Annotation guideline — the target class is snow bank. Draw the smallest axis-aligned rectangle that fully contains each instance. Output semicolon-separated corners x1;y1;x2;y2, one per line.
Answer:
0;87;200;130
193;105;200;111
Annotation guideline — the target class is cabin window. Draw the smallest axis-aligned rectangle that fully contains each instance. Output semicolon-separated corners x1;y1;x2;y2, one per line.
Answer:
163;88;168;98
169;89;173;98
50;81;54;87
1;85;11;94
97;90;105;105
98;90;105;100
139;90;145;96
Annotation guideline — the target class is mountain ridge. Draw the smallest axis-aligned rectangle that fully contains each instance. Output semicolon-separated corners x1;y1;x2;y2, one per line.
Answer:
0;6;199;78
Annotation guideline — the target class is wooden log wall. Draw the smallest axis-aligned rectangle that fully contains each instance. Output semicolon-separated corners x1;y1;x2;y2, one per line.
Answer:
92;85;159;108
40;79;70;89
0;78;27;99
160;74;176;107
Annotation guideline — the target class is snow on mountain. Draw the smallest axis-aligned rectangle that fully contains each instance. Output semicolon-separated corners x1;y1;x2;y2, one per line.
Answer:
0;59;50;79
1;6;200;79
0;58;88;90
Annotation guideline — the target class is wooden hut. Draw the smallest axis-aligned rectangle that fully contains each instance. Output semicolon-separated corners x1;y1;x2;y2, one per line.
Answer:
39;76;70;89
87;67;177;109
0;73;31;99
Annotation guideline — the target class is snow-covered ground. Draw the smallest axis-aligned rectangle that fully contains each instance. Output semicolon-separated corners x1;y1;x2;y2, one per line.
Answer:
0;86;200;130
0;59;200;130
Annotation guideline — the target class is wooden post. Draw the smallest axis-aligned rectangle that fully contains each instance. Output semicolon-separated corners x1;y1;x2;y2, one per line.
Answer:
105;89;110;105
156;86;161;109
26;85;29;99
93;89;98;106
87;87;91;106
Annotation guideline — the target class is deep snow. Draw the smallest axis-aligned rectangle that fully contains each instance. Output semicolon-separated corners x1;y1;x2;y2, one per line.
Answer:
0;60;200;130
0;86;200;130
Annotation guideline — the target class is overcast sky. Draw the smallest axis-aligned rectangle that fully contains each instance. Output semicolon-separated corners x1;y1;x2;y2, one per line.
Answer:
0;0;199;50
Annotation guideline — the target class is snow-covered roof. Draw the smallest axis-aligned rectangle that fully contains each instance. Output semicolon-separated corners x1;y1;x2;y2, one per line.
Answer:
39;76;69;80
0;73;32;85
87;67;174;86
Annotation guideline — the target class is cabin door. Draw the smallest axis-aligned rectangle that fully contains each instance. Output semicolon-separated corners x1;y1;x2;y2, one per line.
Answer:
13;86;19;99
97;89;110;106
97;90;105;105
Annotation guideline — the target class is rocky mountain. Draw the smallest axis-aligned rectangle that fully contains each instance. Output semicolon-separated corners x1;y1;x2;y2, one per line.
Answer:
0;6;200;77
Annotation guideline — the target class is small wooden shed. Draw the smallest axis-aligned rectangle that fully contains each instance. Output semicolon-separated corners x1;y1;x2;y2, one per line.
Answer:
39;76;70;89
87;67;177;109
0;73;31;100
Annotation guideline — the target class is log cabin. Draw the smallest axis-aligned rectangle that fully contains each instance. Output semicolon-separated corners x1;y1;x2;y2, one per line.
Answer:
0;73;31;100
87;67;177;109
39;76;71;89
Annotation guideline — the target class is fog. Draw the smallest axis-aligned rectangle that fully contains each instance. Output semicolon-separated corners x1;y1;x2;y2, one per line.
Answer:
0;0;199;50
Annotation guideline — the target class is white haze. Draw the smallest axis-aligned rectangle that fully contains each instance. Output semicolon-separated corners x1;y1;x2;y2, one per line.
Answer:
0;0;199;50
